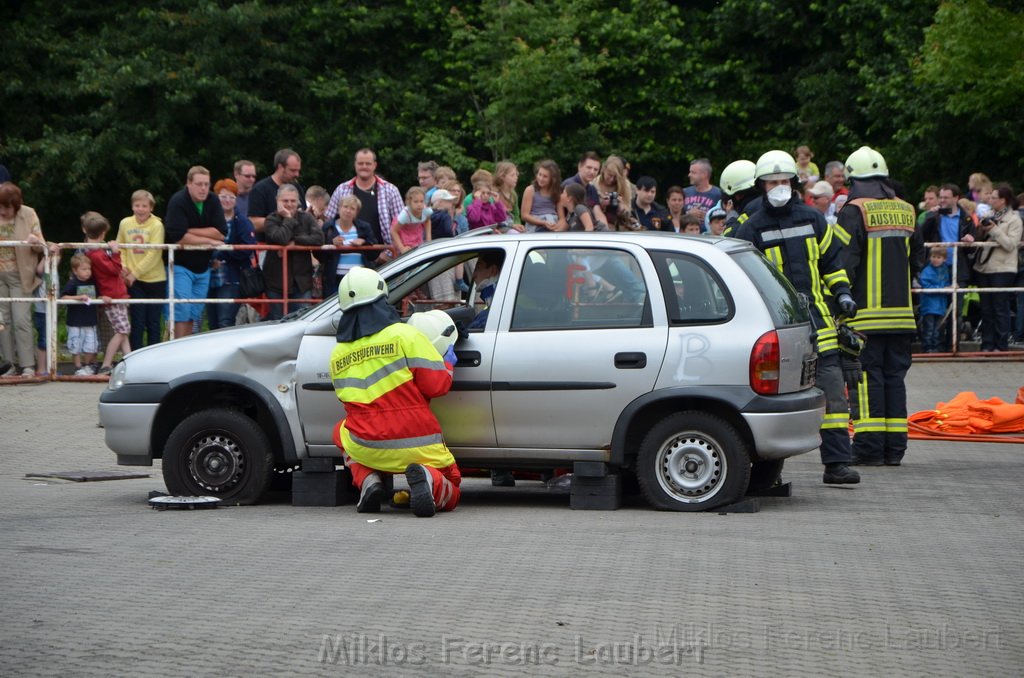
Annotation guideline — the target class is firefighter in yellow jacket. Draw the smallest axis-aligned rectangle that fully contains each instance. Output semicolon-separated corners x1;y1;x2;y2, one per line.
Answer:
836;146;925;466
330;267;461;517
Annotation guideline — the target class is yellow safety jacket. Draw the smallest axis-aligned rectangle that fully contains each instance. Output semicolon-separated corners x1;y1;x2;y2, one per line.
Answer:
330;322;455;472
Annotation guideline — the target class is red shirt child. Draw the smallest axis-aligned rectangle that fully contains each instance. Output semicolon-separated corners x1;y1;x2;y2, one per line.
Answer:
81;211;132;373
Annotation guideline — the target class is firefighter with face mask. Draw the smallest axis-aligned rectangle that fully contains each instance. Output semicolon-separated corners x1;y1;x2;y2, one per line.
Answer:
330;267;462;517
835;146;924;466
733;150;861;485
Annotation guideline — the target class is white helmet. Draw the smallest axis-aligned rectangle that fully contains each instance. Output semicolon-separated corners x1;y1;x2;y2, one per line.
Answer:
844;146;889;179
755;150;798;181
407;310;458;355
719;160;757;195
337;267;387;312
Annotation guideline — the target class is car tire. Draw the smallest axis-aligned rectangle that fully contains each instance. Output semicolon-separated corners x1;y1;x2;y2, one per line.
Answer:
747;459;785;494
636;411;751;512
163;409;273;505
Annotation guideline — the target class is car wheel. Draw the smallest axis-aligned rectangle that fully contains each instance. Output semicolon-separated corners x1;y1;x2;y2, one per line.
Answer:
747;459;785;494
163;409;273;505
636;411;750;512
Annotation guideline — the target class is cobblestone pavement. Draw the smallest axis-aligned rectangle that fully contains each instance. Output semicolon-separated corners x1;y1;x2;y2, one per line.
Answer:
1;362;1021;676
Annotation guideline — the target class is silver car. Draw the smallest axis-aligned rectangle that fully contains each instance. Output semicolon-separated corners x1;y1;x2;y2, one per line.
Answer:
99;231;824;511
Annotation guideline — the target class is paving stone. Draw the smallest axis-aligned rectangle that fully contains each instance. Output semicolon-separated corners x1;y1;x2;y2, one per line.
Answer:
0;366;1021;676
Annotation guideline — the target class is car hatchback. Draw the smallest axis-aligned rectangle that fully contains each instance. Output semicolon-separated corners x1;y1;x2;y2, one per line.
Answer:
100;231;824;511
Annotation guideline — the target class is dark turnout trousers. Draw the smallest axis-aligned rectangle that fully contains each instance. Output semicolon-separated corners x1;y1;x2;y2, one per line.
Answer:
817;351;854;465
850;334;913;463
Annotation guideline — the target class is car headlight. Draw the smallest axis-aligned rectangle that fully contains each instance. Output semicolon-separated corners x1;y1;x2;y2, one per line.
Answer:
108;360;128;390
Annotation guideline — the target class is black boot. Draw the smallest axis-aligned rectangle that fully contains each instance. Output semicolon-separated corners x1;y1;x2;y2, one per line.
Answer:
490;469;515;487
823;463;861;484
405;464;437;518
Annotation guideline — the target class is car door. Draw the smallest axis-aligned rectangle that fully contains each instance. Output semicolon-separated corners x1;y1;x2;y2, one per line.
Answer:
647;249;748;390
295;243;508;456
295;305;346;456
489;241;668;454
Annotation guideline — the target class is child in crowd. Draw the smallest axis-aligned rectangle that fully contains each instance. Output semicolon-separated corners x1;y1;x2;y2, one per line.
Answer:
116;190;165;349
305;185;330;228
794;145;820;181
429;189;457;240
706;209;727;236
425;189;464;301
439;180;470;235
464;169;494;212
681;214;703;235
561;183;604;231
919;247;951;353
304;186;330;300
61;253;101;375
433;166;458;192
467;182;509;231
82;211;131;375
391;186;433;254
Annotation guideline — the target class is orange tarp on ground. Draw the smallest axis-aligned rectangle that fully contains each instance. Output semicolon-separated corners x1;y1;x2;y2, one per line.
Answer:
907;388;1024;441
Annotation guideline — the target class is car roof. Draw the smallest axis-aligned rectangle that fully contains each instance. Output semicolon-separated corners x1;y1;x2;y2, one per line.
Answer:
439;229;755;254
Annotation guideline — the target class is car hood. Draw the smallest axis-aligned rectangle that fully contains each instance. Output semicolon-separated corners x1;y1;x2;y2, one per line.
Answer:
121;322;309;384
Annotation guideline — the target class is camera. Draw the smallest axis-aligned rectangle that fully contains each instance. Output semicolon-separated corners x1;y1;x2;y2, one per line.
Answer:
980;217;995;228
607;191;620;209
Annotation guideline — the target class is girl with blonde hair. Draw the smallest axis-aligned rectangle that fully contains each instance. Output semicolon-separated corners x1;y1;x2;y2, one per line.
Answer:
592;155;633;231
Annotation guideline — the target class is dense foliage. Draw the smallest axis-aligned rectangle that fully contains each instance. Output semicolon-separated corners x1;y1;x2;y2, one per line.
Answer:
2;0;1021;240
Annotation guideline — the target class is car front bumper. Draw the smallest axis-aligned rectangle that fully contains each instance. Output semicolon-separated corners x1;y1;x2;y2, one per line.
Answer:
99;384;169;466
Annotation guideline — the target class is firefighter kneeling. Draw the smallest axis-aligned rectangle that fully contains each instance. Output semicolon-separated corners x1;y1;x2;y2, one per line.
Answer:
330;267;461;517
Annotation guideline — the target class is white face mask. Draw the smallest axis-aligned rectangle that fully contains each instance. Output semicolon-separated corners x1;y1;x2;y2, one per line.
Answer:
478;275;498;291
767;185;792;208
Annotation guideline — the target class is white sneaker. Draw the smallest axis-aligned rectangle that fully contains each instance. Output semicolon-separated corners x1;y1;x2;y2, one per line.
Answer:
75;365;96;376
21;368;35;378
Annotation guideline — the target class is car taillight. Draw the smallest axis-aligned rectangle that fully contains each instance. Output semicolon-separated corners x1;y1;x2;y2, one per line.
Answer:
750;330;780;395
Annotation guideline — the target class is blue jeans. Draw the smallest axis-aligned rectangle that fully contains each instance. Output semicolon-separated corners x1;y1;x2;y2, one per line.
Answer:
919;314;946;353
266;289;313;321
169;267;210;323
207;283;240;330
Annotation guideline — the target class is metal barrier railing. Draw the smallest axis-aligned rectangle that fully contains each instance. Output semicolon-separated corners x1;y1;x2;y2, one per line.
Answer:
916;240;1024;354
0;240;389;379
1;238;1021;379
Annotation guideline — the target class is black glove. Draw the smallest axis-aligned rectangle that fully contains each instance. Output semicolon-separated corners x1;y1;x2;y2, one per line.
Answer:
840;353;862;391
836;293;857;319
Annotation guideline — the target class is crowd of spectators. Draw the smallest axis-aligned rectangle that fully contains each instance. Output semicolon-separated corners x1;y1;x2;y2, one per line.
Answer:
0;146;1022;378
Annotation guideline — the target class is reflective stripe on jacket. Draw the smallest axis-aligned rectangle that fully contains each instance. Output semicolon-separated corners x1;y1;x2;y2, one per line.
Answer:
330;322;455;472
837;196;922;334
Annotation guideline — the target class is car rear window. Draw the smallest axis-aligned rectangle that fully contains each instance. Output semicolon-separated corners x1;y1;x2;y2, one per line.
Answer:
730;250;810;327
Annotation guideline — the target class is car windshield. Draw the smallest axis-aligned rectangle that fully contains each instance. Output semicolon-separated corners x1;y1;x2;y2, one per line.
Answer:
730;250;809;327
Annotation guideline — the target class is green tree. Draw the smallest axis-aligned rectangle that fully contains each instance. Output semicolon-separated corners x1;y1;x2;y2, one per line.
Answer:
1;0;1020;241
1;1;303;239
909;0;1024;185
